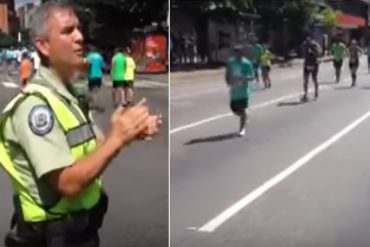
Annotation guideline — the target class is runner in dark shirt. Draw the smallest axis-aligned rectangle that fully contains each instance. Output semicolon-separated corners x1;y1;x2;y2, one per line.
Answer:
301;36;322;102
348;39;362;87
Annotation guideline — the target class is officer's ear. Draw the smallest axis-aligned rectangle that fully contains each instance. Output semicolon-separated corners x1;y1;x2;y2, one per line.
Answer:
34;37;50;59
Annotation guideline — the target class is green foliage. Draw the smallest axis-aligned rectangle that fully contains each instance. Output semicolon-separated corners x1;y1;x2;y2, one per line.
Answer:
40;0;168;46
317;5;338;28
254;0;315;27
226;0;255;12
0;32;16;47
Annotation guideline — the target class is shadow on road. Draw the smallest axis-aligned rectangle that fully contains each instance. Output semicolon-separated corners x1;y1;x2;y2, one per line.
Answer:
277;100;306;107
90;105;106;113
334;86;354;90
184;132;239;145
319;81;336;85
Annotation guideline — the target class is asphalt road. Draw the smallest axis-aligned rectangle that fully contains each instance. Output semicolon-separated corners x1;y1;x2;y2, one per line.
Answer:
170;57;370;247
0;69;168;247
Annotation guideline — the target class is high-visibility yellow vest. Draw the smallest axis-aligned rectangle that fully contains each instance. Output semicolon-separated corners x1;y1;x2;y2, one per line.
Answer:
0;83;102;222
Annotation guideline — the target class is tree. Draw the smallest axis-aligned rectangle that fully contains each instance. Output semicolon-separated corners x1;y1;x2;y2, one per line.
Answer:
41;0;168;46
247;0;316;54
225;0;254;12
0;31;16;47
314;5;338;29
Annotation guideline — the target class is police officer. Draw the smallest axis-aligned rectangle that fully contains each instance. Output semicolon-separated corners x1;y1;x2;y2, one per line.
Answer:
0;2;161;247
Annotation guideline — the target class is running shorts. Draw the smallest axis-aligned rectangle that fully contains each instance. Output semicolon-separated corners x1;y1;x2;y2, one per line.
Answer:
230;98;249;114
261;65;271;73
333;59;343;69
349;60;359;70
303;64;319;78
123;80;134;88
88;78;102;90
113;80;125;88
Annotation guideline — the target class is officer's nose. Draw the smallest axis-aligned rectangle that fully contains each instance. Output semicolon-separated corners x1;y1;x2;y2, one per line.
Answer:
73;27;84;46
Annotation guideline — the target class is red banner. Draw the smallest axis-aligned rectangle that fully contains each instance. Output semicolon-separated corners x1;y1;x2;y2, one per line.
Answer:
143;34;167;73
336;13;366;28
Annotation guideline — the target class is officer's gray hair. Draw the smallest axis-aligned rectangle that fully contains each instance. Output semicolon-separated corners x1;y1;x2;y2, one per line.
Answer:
29;2;75;40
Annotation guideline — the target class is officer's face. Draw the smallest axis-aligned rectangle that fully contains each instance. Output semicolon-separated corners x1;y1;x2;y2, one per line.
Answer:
35;8;84;76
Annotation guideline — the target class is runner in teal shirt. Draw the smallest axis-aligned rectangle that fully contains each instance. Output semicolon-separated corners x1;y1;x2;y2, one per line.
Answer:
86;50;105;80
226;45;254;137
85;46;106;110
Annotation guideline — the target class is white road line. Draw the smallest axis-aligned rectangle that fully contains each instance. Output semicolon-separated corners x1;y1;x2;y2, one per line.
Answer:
103;79;167;88
171;60;368;130
197;108;370;232
172;88;225;100
2;81;19;88
140;79;168;87
170;86;331;134
171;60;341;100
171;71;303;100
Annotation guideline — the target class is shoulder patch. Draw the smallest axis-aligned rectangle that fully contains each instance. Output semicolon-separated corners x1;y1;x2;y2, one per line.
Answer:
28;105;54;136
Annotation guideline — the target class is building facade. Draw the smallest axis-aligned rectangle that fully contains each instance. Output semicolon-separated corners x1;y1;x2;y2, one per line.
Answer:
17;3;36;30
0;0;14;13
170;1;258;68
0;0;18;35
0;3;8;33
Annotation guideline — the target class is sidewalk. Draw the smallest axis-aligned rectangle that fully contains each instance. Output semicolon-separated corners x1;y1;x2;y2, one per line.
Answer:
101;73;168;84
136;73;168;83
100;75;168;89
171;56;333;82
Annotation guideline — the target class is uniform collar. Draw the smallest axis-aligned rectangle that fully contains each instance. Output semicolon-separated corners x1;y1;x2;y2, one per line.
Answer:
32;65;78;104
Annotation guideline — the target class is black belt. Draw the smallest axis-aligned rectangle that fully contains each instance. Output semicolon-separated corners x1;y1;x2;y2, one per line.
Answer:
5;191;108;247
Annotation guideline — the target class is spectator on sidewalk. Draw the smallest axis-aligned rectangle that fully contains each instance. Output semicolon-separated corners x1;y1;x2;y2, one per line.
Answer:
111;47;127;107
124;47;136;105
19;52;32;88
5;48;14;75
30;48;41;73
367;42;370;73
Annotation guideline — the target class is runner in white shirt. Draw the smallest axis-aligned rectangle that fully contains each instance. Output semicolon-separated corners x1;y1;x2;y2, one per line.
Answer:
30;50;40;72
16;48;22;65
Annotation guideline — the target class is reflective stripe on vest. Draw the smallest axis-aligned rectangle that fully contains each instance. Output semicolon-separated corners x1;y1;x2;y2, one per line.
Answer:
0;83;101;222
66;123;95;147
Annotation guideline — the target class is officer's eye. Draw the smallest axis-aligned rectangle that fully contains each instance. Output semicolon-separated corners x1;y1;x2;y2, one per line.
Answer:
61;25;75;34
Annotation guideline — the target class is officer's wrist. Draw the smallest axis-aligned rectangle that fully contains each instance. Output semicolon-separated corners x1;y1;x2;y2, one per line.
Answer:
104;136;125;153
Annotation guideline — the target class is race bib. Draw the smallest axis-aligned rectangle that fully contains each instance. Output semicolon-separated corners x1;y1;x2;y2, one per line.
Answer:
231;76;245;86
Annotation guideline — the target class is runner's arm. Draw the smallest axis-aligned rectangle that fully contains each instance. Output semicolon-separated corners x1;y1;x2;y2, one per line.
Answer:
329;45;334;56
358;46;364;55
315;42;323;57
225;66;231;86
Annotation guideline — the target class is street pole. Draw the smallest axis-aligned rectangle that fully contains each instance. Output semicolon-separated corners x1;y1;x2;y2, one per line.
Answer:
18;32;21;45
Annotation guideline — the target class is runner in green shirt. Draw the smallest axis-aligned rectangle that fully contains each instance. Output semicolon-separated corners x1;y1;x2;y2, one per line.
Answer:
111;48;127;107
330;38;347;83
